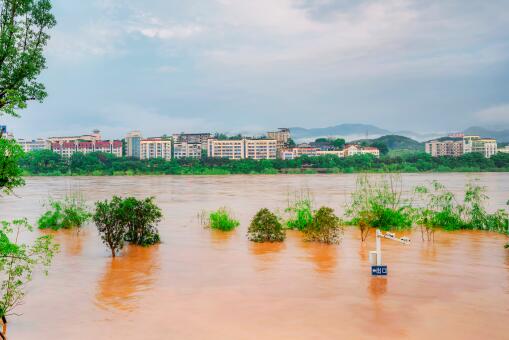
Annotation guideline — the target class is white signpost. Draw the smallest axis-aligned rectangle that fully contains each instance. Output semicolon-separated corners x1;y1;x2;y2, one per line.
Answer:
369;229;410;276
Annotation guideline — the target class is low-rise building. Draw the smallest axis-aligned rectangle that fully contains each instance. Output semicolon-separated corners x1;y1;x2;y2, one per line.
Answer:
17;138;50;153
425;139;463;157
343;144;380;158
316;150;345;157
497;145;509;154
463;136;497;158
173;142;202;159
51;140;123;158
140;138;172;160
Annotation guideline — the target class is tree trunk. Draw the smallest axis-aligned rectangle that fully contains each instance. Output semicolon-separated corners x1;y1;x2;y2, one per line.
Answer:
111;248;116;258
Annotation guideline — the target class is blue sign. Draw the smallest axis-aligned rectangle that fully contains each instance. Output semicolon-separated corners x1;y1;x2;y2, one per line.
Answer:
371;265;388;276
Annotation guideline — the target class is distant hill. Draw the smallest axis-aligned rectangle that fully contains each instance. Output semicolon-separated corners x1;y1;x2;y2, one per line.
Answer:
463;126;509;143
290;124;390;140
351;135;424;151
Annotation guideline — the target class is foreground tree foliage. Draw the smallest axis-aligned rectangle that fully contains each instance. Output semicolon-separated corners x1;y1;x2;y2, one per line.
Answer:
0;138;24;194
0;219;58;319
37;193;91;230
248;208;285;242
0;0;56;117
304;207;343;244
93;196;162;257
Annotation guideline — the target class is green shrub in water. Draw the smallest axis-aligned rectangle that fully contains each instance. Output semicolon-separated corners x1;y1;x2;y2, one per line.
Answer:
248;208;285;242
285;196;313;231
208;207;240;231
346;174;413;240
38;193;91;230
304;207;343;244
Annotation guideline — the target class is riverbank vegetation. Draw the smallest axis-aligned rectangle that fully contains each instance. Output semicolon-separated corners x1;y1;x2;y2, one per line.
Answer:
93;196;162;257
37;193;91;230
248;208;286;242
19;149;509;176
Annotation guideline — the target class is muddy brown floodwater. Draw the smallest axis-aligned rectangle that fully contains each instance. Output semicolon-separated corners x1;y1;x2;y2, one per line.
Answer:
1;174;509;339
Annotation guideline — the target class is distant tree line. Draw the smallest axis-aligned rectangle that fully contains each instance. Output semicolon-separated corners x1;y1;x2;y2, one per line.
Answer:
18;149;509;176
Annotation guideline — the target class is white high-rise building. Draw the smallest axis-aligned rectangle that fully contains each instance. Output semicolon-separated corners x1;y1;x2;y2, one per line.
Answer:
207;139;278;160
173;142;202;159
140;138;172;160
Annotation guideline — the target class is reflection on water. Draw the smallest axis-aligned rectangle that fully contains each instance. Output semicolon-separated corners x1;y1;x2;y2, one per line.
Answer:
299;240;337;273
209;229;234;245
95;245;159;312
369;277;388;298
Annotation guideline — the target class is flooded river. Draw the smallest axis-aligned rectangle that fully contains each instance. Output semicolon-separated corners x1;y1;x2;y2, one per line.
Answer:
1;173;508;339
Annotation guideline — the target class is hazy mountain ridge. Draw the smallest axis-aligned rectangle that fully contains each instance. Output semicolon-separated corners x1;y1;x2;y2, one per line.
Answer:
351;135;424;151
290;124;509;143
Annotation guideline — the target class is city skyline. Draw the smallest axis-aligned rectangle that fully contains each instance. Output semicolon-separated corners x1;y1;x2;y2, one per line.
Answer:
2;0;509;139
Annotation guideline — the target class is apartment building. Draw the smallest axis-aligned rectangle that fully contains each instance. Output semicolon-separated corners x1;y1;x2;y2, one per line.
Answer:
207;139;277;160
140;138;172;160
173;133;212;150
173;142;202;159
51;140;123;158
425;139;463;157
207;139;245;159
245;139;277;159
17;138;50;152
343;145;380;158
125;130;142;158
267;128;291;151
463;136;497;158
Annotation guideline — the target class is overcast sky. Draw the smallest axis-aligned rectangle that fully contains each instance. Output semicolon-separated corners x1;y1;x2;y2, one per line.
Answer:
3;0;509;139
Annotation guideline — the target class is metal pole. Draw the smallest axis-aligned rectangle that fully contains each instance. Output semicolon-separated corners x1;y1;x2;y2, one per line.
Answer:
376;229;382;265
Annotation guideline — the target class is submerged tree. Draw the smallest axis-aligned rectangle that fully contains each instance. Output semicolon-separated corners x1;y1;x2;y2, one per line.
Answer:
248;208;285;242
0;219;58;322
93;196;163;256
93;197;127;258
122;197;162;246
0;0;56;117
304;207;343;244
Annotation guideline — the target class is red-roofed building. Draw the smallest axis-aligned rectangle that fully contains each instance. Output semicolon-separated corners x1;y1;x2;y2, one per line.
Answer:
51;140;123;158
